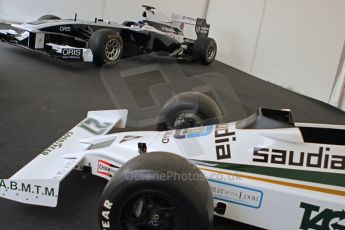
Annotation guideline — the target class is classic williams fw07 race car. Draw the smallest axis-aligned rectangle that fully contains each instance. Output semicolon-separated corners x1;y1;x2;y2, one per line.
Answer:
0;92;344;230
0;6;217;67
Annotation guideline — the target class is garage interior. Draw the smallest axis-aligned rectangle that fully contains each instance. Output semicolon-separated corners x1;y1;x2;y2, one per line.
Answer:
0;1;344;230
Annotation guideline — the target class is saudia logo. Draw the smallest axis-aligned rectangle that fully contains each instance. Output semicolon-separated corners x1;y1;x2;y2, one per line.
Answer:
215;124;235;160
300;202;345;230
253;147;345;171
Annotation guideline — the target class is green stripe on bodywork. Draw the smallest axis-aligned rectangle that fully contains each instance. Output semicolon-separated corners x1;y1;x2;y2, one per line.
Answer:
194;160;345;188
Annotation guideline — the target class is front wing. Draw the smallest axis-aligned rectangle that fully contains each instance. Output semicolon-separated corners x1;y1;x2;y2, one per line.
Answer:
0;25;93;63
0;110;128;207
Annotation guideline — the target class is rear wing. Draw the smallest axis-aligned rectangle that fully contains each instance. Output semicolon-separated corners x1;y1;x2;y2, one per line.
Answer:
0;110;127;207
171;14;210;38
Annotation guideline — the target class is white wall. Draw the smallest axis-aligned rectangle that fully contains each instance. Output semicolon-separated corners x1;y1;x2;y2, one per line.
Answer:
0;0;208;38
207;0;345;103
252;0;345;102
104;0;209;38
0;0;208;28
105;0;209;23
0;0;106;22
207;0;265;72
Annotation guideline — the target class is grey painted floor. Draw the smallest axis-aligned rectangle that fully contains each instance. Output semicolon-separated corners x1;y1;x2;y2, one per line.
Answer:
0;42;344;230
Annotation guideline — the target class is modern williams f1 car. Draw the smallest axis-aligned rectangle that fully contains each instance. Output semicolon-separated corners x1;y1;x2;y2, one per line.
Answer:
0;6;217;67
0;92;344;230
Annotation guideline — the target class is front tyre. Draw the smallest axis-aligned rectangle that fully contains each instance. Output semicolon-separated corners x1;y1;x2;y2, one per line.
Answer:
89;29;123;67
98;152;213;230
193;37;217;65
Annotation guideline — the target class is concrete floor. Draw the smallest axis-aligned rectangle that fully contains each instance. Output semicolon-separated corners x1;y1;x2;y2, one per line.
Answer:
0;42;344;230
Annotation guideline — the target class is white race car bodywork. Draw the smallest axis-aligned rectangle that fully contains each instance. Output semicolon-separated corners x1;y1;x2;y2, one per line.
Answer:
1;110;344;230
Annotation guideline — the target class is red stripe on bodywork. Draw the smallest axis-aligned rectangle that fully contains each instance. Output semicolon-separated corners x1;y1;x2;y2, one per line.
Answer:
99;160;110;166
98;171;111;177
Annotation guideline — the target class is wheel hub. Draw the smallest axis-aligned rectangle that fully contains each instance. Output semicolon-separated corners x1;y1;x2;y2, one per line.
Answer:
148;211;162;227
122;194;180;230
207;44;216;60
105;39;121;61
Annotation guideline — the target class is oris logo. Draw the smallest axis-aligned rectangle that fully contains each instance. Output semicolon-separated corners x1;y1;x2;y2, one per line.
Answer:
59;26;71;32
62;48;82;57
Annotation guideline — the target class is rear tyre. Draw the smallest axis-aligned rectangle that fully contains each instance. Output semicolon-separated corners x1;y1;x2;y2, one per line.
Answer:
88;29;123;67
156;92;222;131
193;37;217;65
38;15;61;20
98;152;213;230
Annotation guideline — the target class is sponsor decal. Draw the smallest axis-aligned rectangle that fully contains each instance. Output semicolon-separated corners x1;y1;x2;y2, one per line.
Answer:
79;118;113;135
34;33;45;49
59;26;71;32
97;160;118;178
172;14;197;25
196;26;209;34
61;48;82;59
107;34;118;39
174;126;213;139
53;159;78;180
196;160;345;197
120;135;142;143
101;200;113;229
41;132;73;155
0;180;56;197
300;202;345;230
214;124;235;160
209;179;263;209
195;18;210;37
162;130;173;143
253;147;345;171
181;16;197;25
161;26;175;33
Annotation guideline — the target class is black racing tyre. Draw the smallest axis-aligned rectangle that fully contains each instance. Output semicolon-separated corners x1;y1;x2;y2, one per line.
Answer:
88;29;123;67
193;37;217;65
98;152;213;230
156;92;222;131
38;15;61;20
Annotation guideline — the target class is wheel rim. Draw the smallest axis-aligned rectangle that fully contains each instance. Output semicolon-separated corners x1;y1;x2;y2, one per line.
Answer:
121;193;184;230
105;39;121;61
173;112;203;129
206;43;216;61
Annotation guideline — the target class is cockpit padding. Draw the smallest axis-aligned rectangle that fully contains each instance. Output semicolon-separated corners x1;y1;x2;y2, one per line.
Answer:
236;108;294;129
